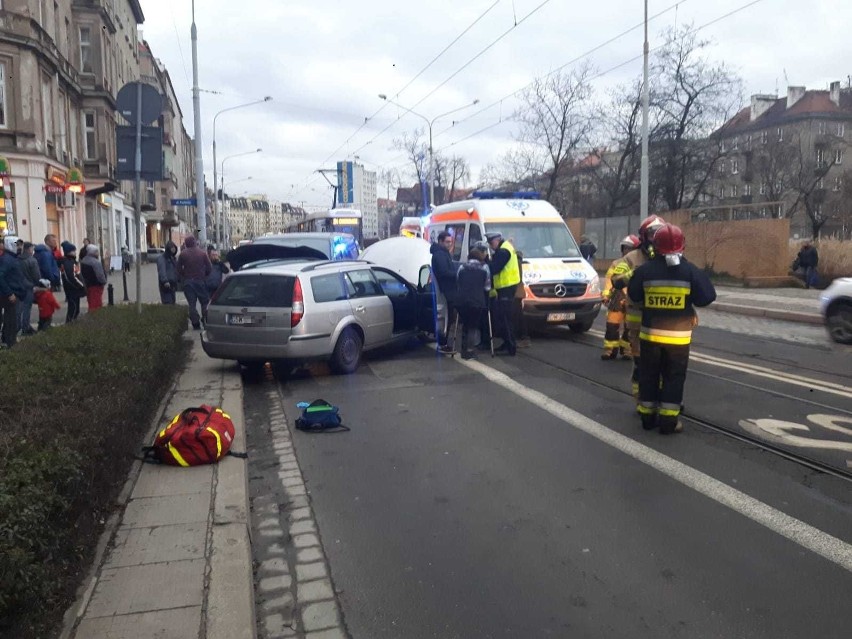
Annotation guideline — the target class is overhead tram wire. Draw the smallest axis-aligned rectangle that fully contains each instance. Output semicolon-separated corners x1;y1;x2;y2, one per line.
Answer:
433;0;691;139
297;0;503;192
344;0;558;162
432;0;769;153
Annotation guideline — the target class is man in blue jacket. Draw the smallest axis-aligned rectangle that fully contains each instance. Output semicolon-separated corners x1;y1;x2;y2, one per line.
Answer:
34;233;61;287
0;236;28;347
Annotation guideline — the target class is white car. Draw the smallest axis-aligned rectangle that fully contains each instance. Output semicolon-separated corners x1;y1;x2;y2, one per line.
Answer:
819;277;852;344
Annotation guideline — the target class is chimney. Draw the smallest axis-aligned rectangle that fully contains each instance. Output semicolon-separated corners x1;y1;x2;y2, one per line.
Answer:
786;86;806;109
830;81;841;107
750;94;777;121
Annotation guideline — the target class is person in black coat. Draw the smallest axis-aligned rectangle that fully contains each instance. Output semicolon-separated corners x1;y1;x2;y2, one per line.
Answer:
455;246;492;360
60;242;86;323
796;240;819;289
430;231;458;352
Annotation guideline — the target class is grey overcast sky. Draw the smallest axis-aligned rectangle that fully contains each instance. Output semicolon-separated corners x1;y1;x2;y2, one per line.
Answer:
140;0;851;208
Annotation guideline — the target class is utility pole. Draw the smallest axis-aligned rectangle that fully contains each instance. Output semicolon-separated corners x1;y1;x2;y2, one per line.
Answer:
640;0;650;219
133;82;143;313
191;0;207;244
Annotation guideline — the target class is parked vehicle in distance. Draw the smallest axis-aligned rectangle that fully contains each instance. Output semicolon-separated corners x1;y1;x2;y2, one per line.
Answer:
201;259;435;374
423;191;602;333
819;277;852;344
227;233;359;270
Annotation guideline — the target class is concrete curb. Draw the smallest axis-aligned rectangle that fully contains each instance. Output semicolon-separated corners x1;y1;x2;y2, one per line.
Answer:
206;384;257;639
712;302;823;325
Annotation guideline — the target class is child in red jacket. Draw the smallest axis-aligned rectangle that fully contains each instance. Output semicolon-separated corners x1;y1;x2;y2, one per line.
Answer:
34;279;61;331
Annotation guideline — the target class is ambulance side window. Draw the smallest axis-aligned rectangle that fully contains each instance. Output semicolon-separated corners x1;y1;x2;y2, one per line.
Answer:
445;224;466;261
468;224;482;248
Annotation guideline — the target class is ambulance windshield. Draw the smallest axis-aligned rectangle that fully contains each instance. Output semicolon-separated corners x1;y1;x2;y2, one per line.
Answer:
484;223;582;259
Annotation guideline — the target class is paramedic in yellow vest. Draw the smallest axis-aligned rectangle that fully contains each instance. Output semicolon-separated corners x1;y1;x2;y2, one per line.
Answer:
485;232;520;356
628;224;716;434
601;234;640;360
610;215;666;399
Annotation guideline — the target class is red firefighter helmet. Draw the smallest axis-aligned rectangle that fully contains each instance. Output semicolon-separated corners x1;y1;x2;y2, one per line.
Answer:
653;223;686;255
638;215;666;243
620;234;640;250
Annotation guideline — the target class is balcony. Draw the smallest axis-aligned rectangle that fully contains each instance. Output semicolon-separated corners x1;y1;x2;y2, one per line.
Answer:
0;11;81;83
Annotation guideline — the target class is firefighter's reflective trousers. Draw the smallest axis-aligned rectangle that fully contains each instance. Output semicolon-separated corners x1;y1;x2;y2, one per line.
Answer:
636;339;690;433
602;309;631;359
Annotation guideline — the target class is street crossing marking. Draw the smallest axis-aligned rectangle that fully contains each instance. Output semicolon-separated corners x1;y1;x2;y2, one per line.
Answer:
456;356;852;573
586;329;852;400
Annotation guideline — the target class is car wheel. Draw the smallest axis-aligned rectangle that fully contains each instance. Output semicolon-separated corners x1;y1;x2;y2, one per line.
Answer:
826;301;852;344
568;320;594;334
330;327;363;374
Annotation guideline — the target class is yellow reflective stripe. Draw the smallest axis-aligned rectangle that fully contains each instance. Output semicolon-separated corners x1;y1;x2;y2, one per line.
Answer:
659;408;681;417
639;331;692;345
167;442;190;467
626;313;642;324
644;286;690;295
206;427;223;459
603;339;620;348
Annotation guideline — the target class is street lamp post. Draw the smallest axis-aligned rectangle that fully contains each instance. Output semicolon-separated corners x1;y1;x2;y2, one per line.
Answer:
221;149;261;246
212;97;272;247
191;0;207;245
378;95;479;211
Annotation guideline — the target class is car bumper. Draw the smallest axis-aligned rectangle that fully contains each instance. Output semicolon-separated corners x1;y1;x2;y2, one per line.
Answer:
201;331;334;361
522;297;602;325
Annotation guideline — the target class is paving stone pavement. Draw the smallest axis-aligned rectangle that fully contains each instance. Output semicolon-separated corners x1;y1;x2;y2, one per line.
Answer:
695;308;831;346
243;372;349;639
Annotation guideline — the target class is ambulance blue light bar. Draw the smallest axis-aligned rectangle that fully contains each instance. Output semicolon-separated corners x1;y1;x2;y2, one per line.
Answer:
471;191;541;200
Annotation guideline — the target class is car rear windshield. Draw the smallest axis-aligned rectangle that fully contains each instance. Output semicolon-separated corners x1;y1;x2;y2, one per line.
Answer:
212;274;295;307
257;237;330;258
484;223;582;259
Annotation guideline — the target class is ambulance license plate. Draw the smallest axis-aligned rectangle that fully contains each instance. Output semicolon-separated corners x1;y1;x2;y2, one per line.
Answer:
547;312;575;322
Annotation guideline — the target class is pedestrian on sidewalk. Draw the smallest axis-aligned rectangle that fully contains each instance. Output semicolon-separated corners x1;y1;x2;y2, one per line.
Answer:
456;244;491;360
177;236;212;329
796;240;819;289
0;237;27;348
17;242;41;335
79;238;91;261
81;245;107;312
157;241;179;304
60;242;86;323
34;279;60;330
205;248;231;296
628;224;716;434
34;234;61;290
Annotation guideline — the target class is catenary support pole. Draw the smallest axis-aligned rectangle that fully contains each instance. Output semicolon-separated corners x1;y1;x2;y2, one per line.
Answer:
191;0;207;245
134;80;143;314
640;0;650;219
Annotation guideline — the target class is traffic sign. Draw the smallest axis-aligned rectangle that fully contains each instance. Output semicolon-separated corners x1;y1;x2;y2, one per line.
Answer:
116;82;163;126
171;198;197;206
115;126;163;181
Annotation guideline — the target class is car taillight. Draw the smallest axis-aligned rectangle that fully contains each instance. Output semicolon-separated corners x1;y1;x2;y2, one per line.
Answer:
291;278;304;327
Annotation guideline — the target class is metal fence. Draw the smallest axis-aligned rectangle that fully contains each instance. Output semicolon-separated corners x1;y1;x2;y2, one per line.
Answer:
582;215;641;260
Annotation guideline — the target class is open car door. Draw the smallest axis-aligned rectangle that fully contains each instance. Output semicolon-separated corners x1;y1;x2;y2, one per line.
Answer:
226;244;327;271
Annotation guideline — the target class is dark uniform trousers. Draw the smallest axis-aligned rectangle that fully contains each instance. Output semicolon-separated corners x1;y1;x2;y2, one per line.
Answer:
637;340;690;432
495;285;517;351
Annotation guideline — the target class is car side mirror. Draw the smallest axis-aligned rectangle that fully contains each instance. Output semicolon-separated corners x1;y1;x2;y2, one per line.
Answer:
418;265;431;292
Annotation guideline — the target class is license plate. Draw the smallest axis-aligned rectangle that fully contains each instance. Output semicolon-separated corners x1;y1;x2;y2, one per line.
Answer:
547;312;575;322
227;314;254;325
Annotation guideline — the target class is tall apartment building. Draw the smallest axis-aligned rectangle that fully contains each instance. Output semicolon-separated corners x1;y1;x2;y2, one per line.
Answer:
0;1;194;257
714;82;852;237
337;160;378;238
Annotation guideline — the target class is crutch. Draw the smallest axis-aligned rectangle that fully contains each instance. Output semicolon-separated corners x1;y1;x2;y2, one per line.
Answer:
486;302;495;357
450;311;460;357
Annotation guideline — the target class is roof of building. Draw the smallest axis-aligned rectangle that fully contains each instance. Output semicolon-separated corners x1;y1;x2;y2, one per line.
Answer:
718;87;852;136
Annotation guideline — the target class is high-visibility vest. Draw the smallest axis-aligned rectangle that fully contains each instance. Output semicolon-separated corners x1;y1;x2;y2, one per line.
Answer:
493;241;521;290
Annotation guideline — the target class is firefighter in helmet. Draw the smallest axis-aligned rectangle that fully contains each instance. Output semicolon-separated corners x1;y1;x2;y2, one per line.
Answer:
627;224;716;433
601;235;641;360
610;215;667;399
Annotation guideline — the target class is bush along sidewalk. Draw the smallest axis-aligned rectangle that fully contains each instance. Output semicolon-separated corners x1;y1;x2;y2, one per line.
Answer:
0;304;189;639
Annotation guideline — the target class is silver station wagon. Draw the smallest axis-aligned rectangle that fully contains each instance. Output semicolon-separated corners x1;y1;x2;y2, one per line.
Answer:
201;259;435;373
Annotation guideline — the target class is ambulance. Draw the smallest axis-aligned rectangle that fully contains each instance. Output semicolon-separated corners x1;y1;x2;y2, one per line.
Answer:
423;192;602;332
399;216;425;238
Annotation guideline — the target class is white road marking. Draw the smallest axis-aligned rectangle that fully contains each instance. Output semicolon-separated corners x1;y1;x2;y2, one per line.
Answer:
457;356;852;572
586;328;852;399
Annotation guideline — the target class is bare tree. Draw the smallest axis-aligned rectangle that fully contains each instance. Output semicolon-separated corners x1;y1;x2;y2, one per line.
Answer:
445;155;471;202
787;132;844;238
515;64;595;203
478;146;547;192
392;129;429;209
651;25;743;211
751;133;799;217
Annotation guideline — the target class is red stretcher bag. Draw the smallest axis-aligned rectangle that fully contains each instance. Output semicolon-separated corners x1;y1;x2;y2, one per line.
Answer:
143;405;240;466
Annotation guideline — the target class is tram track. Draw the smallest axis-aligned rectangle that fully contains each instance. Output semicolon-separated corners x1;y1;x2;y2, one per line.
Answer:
517;333;852;483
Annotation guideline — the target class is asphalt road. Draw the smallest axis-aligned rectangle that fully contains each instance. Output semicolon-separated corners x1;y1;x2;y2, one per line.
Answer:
252;311;851;638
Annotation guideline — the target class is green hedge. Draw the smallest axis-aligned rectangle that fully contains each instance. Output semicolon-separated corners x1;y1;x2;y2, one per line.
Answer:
0;304;189;638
